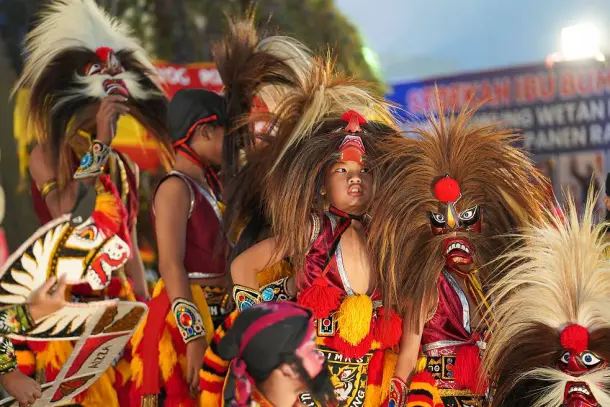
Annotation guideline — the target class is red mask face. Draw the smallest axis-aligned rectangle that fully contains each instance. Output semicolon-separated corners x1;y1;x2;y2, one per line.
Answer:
559;350;607;407
84;47;128;97
429;205;482;268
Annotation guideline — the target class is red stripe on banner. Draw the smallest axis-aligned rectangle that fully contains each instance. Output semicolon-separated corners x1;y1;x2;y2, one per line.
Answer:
65;332;127;378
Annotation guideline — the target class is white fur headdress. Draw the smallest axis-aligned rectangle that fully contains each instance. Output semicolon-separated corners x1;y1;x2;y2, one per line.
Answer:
484;193;610;406
13;0;161;99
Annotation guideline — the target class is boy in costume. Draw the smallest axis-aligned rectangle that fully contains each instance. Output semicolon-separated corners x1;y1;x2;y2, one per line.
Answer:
219;302;335;407
367;101;549;407
483;194;610;407
11;0;172;405
130;88;227;407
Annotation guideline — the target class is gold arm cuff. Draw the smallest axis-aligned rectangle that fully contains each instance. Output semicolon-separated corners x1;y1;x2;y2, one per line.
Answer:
39;179;58;200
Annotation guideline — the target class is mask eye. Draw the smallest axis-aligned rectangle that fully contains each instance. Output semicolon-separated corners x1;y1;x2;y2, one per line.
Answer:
459;207;478;221
560;351;570;364
431;212;445;224
581;351;601;367
87;63;101;75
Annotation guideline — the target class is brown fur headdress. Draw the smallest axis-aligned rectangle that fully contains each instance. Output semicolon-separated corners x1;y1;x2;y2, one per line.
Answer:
482;195;610;407
13;0;171;186
212;15;316;253
258;56;399;273
367;99;550;330
212;12;313;181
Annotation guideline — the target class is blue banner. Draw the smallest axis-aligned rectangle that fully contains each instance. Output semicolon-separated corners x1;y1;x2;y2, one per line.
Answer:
387;60;610;155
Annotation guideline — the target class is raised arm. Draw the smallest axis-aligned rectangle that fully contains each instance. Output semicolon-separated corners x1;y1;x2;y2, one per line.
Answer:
123;163;150;301
29;95;129;218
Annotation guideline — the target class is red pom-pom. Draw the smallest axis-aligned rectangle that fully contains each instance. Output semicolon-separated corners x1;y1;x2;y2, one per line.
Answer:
95;46;113;62
560;324;589;353
331;330;372;359
412;369;436;386
433;176;460;203
373;307;403;348
454;344;486;394
105;277;125;297
297;277;342;319
340;110;367;133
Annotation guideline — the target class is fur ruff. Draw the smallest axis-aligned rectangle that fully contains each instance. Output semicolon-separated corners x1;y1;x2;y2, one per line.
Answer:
366;95;550;331
483;193;610;406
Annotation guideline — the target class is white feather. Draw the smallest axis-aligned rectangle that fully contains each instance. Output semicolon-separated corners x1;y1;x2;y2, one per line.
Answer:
13;0;162;98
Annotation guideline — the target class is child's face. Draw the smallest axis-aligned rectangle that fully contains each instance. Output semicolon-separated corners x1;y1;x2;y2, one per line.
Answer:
322;160;373;215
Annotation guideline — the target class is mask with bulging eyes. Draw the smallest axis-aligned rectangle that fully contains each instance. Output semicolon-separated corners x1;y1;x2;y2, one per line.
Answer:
84;47;128;97
429;176;482;269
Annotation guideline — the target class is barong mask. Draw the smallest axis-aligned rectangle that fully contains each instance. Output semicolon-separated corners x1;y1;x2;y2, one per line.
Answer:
430;175;482;269
483;195;610;407
12;0;171;186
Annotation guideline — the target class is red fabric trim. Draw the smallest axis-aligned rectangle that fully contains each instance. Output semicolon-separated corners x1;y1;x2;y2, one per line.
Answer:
366;350;385;386
140;290;172;395
408;394;433;404
238;307;310;357
172;115;218;149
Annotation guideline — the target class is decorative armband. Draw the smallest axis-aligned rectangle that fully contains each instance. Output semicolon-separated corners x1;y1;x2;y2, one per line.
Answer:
39;179;58;201
74;140;111;179
171;298;206;344
232;285;262;312
260;277;294;302
388;376;408;407
0;304;35;335
0;337;16;375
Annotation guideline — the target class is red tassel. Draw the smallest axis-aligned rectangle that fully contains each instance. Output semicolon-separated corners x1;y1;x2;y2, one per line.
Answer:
298;277;342;319
105;277;125;298
331;330;372;359
454;344;485;394
373;307;403;348
366;350;385;387
560;324;589;353
413;369;436;386
433;176;460;203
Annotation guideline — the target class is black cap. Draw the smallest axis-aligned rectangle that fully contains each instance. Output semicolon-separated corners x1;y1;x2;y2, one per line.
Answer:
168;89;227;145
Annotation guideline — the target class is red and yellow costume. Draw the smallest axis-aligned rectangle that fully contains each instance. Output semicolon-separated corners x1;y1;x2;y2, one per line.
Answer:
11;0;171;405
130;169;225;407
367;99;549;407
295;210;401;407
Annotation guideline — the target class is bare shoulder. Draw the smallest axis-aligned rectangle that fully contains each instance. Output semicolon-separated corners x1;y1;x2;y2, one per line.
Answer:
28;144;56;184
153;175;191;212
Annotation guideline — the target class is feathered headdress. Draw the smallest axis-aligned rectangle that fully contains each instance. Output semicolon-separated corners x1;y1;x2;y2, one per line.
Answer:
367;97;550;331
483;194;610;407
13;0;171;186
